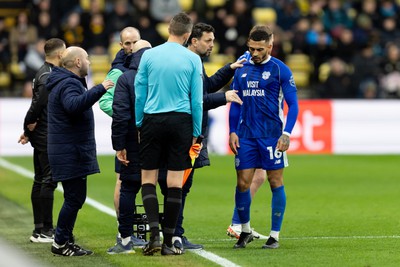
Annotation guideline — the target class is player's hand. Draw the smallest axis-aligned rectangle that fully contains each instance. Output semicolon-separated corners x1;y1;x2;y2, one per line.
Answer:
18;133;29;145
230;58;246;70
102;80;114;90
27;122;37;131
276;134;290;152
229;132;240;155
116;149;129;166
225;90;243;105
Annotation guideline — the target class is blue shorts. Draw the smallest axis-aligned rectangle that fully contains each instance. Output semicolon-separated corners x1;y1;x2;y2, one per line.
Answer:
235;137;288;170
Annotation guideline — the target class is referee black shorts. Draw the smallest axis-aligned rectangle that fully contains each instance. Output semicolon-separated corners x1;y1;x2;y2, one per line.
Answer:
139;112;193;171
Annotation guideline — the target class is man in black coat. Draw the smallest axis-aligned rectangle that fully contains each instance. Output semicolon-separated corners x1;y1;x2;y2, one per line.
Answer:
172;22;244;250
46;46;114;256
18;38;65;243
107;39;155;254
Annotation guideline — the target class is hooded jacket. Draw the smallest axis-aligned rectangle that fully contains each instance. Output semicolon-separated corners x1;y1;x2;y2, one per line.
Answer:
99;49;132;116
111;47;150;181
46;66;107;181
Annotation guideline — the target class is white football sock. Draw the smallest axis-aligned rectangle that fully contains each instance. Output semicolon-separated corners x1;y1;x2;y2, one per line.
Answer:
242;222;251;233
270;230;279;241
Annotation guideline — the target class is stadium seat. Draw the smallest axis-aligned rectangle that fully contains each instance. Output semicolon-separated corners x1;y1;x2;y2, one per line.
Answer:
91;71;108;85
156;22;169;40
89;54;110;73
285;53;313;88
318;62;330;83
252;7;277;25
292;70;309;88
286;54;313;72
178;0;193;11
206;0;225;8
0;72;11;89
10;61;25;80
209;53;234;65
108;42;121;59
89;54;110;85
80;0;105;11
203;62;224;77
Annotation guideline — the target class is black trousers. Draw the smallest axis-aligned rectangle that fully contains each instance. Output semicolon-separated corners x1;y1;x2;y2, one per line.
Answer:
31;149;57;230
54;177;87;245
118;179;141;238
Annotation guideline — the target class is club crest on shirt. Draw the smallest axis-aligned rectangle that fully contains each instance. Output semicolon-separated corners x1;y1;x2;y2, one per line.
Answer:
262;71;271;80
289;75;296;87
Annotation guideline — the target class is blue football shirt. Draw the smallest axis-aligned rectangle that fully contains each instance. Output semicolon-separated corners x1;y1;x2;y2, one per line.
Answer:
229;53;298;139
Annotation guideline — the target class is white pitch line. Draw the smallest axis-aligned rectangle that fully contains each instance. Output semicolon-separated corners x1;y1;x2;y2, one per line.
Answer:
205;235;400;243
0;158;117;217
0;157;241;267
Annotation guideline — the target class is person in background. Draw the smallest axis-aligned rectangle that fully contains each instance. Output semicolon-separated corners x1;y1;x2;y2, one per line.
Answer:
98;26;146;247
22;39;46;98
46;46;114;256
229;25;299;249
135;12;202;256
18;38;66;244
9;11;38;63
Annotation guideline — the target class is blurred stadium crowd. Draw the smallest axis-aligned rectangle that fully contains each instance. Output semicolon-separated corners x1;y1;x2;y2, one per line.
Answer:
0;0;400;99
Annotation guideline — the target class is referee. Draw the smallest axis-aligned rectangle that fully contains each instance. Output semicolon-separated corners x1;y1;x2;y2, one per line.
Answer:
135;12;203;256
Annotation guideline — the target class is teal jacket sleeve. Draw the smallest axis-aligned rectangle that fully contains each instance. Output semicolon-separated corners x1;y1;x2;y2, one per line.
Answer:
99;69;123;117
190;56;203;137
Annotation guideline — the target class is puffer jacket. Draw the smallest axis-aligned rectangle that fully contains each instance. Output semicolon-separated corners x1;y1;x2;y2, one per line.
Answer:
111;47;150;181
99;49;132;116
46;66;107;181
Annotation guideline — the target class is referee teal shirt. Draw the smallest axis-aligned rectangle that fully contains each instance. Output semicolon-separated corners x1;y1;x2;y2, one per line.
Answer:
135;42;203;137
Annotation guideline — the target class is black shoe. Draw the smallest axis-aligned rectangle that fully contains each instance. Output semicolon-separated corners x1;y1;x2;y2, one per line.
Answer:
161;243;184;256
262;236;279;249
30;229;54;243
173;237;184;251
233;232;254;249
51;241;93;256
142;235;161;256
181;236;203;250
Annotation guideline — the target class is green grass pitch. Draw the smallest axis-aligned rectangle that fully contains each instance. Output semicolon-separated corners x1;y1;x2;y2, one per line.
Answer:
1;154;400;267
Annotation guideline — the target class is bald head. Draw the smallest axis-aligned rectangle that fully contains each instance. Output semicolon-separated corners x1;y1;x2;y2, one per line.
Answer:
120;27;140;42
120;27;141;54
61;46;90;77
62;47;84;68
133;40;152;53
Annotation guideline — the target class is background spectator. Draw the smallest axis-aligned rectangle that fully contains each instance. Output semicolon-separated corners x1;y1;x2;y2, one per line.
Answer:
105;0;133;42
2;0;400;98
149;0;182;23
0;18;10;71
379;42;400;98
22;39;46;97
83;13;109;54
9;11;38;63
60;11;84;47
320;57;353;98
351;44;381;98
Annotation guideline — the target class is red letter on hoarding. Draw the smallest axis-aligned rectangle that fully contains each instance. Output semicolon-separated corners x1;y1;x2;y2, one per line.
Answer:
288;100;332;154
